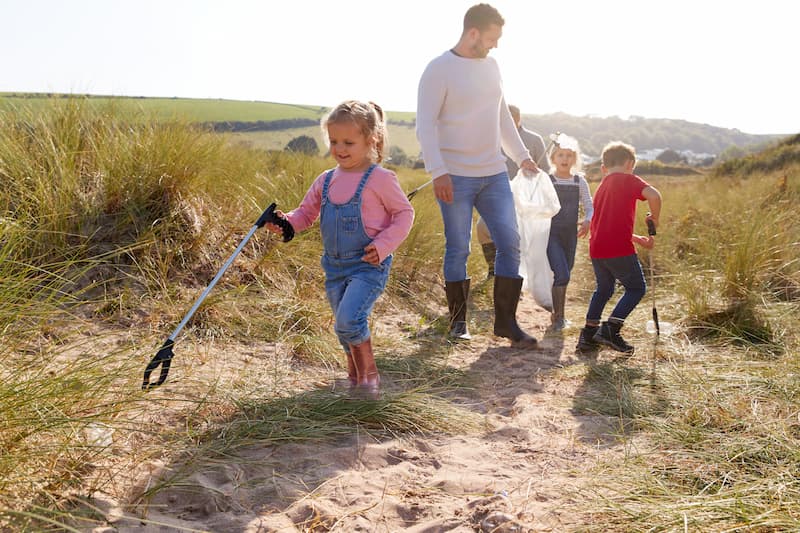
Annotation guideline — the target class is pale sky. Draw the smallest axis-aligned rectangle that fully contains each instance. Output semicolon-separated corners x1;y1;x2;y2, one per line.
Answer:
2;0;798;135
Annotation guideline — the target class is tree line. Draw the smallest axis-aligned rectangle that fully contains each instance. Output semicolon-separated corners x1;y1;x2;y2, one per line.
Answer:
206;113;788;159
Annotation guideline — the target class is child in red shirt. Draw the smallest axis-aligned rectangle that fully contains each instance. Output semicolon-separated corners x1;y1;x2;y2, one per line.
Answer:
576;141;662;355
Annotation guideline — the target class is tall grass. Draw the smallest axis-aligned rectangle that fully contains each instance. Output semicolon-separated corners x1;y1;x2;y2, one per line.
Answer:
7;95;797;531
0;97;476;529
0;97;227;284
665;168;799;348
568;143;800;529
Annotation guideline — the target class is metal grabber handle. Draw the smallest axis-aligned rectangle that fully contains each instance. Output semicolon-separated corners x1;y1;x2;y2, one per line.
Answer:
142;202;286;390
645;213;659;335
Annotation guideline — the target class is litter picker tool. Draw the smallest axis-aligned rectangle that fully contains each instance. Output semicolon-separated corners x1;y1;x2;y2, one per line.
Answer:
549;132;572;153
406;179;433;201
646;214;660;336
141;202;293;390
541;132;561;164
644;214;660;381
644;213;663;377
643;213;674;337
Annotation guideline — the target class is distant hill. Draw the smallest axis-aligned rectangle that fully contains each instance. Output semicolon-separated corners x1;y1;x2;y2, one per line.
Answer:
1;93;791;159
520;112;786;158
712;133;800;177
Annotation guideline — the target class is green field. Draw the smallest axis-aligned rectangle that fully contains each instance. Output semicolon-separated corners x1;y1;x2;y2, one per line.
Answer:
1;92;423;159
229;123;417;157
0;93;327;122
0;92;417;124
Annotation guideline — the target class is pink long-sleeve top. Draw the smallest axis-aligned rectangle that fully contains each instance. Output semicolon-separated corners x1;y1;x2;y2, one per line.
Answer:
286;166;415;262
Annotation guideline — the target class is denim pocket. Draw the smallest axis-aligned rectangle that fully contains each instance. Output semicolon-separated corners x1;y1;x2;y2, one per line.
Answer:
342;216;358;233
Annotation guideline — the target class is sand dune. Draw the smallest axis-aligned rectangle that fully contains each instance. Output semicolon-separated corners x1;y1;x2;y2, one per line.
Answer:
87;293;631;532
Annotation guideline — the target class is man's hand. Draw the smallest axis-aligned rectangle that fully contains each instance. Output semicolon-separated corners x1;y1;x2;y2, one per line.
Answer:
362;243;381;265
433;174;453;204
519;159;539;175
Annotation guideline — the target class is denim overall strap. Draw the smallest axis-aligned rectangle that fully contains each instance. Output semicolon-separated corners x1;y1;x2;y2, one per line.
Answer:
321;169;335;208
351;164;376;202
550;174;581;228
320;165;376;260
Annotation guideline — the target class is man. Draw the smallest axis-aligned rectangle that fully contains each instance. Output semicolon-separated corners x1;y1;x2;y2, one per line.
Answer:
504;105;551;179
416;3;539;348
477;104;551;278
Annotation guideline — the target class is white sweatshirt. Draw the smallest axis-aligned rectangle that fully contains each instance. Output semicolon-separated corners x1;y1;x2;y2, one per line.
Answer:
416;50;530;179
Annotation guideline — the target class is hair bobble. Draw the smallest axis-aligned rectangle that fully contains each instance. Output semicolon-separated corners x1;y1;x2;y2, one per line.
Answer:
369;101;385;122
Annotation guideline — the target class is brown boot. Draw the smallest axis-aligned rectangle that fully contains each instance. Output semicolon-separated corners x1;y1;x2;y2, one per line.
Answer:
444;279;471;340
345;349;357;387
493;276;538;348
349;339;380;399
481;243;496;279
548;285;568;332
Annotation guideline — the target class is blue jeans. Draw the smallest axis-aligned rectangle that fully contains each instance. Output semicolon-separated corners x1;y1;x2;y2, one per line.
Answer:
586;254;646;322
438;173;521;281
323;256;392;349
547;224;577;287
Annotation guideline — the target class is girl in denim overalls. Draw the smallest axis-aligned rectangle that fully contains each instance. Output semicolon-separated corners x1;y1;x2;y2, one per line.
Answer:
266;101;414;397
546;136;593;332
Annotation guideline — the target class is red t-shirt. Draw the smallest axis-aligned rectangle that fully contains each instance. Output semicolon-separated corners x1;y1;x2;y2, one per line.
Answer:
589;172;648;259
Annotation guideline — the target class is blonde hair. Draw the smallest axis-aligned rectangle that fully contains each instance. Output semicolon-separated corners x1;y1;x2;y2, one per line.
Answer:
548;135;583;174
601;141;637;168
321;100;388;163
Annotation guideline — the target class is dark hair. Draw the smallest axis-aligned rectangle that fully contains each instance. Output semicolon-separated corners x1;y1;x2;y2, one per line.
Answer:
321;100;388;163
463;3;504;32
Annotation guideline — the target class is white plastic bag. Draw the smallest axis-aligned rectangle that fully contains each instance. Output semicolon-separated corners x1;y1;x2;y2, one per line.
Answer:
510;169;561;310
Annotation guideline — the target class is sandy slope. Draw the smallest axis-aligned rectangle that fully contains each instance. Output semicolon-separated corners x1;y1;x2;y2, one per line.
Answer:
89;290;630;532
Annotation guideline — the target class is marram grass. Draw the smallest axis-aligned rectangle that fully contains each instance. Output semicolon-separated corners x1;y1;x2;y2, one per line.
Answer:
2;96;799;531
0;96;465;530
563;158;800;530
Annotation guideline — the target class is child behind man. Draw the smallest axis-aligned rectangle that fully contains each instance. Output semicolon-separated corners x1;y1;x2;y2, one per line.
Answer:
546;134;593;332
576;141;661;355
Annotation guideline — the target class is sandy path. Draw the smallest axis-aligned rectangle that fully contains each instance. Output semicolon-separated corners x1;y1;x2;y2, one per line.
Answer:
95;291;626;532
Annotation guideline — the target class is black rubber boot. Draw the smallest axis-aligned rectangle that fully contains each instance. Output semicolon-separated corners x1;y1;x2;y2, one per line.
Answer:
444;279;471;341
593;319;635;354
575;325;600;354
493;276;537;348
481;242;496;279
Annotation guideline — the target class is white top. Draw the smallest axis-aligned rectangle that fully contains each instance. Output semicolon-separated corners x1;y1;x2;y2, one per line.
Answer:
416;50;530;179
552;174;594;223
